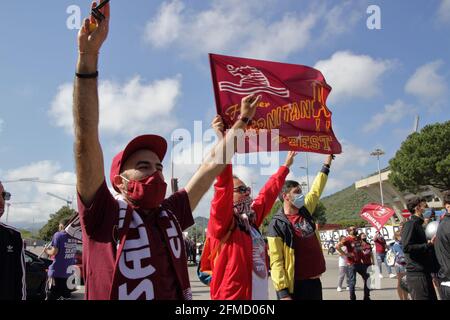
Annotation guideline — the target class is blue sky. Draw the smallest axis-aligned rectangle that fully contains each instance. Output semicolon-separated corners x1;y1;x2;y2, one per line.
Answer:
0;0;449;228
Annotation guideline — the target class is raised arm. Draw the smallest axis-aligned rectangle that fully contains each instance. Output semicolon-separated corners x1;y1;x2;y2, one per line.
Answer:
304;154;334;214
252;151;297;227
185;94;261;211
73;1;110;206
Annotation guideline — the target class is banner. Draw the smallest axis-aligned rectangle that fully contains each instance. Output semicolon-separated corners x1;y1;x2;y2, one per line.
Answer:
209;53;342;154
65;214;82;242
359;203;395;231
319;225;400;249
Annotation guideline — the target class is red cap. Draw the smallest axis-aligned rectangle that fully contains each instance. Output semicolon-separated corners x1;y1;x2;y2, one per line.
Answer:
110;135;167;192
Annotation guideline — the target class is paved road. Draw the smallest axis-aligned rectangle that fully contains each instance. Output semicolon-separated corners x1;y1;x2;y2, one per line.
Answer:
54;252;399;300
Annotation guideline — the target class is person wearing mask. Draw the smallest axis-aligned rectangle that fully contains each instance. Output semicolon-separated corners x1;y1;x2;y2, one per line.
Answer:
206;114;297;300
402;197;439;300
337;227;371;300
267;155;334;300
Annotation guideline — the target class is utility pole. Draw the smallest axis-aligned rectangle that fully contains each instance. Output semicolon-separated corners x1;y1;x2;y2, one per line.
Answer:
370;148;385;206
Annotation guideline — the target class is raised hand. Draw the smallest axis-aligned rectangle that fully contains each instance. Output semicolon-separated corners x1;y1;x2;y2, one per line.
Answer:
211;115;225;138
240;94;261;120
325;154;335;166
284;151;298;168
78;1;110;55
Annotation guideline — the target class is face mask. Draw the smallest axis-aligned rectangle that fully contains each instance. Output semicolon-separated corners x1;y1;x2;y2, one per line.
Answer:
291;193;305;209
121;172;167;210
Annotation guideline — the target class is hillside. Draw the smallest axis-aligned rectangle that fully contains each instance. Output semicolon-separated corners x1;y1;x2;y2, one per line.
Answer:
321;184;378;223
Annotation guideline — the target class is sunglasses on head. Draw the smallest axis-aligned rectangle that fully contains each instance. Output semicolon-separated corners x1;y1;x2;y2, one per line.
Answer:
2;191;11;201
234;186;251;194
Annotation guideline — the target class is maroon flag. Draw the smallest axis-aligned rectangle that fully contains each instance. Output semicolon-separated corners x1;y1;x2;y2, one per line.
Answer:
360;203;395;230
209;53;342;154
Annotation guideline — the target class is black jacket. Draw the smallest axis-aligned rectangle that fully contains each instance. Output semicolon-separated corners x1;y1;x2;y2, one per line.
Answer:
435;214;450;281
0;223;26;300
401;215;439;274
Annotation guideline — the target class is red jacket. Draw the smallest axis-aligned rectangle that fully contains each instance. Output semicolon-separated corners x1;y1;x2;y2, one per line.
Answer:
207;164;289;300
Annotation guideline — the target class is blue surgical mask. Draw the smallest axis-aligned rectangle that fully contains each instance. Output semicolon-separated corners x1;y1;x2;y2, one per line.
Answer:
424;208;433;219
291;193;305;209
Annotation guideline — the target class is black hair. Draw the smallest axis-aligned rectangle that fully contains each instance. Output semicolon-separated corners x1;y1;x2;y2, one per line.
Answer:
407;196;426;214
278;180;300;202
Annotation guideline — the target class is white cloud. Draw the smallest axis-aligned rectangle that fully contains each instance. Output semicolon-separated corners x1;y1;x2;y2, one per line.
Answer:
320;0;364;40
145;0;185;48
437;0;450;24
2;161;77;226
314;51;393;103
49;75;182;137
0;118;3;134
363;100;415;133
405;60;447;108
144;0;363;61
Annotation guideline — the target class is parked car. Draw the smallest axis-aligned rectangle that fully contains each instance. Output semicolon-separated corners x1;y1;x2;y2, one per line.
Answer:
24;250;52;300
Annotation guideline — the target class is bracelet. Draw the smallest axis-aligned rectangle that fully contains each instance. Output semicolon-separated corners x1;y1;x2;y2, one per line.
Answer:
79;52;99;55
237;115;252;125
76;71;99;79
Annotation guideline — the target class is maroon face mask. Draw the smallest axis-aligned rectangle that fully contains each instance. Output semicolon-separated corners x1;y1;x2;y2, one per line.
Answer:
122;172;167;210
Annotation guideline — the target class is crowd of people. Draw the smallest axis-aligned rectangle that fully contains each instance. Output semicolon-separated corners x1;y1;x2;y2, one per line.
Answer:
1;1;449;302
333;194;450;301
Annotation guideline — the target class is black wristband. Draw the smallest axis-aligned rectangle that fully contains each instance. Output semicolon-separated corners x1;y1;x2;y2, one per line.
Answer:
76;71;99;79
238;115;252;125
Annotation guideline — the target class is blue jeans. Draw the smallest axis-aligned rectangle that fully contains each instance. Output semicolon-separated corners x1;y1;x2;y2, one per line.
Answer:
376;253;392;274
347;264;370;300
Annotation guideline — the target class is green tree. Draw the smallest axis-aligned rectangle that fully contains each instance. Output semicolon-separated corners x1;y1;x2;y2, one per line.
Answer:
312;201;327;226
261;200;282;236
38;206;77;241
389;121;450;193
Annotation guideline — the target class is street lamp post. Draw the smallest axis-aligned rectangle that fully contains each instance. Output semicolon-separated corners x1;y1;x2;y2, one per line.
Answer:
171;136;184;193
370;148;385;206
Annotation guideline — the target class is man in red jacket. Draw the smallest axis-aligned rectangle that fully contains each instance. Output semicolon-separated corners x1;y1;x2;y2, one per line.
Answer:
206;117;297;300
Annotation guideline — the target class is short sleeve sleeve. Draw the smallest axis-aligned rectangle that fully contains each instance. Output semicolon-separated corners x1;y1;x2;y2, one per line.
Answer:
76;179;119;238
161;189;194;231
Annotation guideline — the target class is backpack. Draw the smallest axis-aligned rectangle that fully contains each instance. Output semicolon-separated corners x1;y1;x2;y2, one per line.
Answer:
197;220;236;286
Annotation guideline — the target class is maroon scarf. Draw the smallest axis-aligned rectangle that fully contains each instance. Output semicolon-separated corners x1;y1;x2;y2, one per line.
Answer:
109;197;192;300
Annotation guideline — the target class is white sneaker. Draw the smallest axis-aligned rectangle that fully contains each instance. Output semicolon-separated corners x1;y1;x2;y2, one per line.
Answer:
379;274;384;278
346;287;349;291
337;287;343;292
389;273;397;279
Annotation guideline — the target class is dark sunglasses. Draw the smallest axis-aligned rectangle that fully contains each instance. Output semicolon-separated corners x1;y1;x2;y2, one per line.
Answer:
2;191;11;201
234;186;251;194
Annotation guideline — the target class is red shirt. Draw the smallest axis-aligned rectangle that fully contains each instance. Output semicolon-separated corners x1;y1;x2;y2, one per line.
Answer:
360;241;373;265
77;180;193;300
286;213;326;280
374;235;387;254
342;236;363;265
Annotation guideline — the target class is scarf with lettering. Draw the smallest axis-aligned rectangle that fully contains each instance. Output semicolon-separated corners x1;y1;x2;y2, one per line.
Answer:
109;196;192;300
